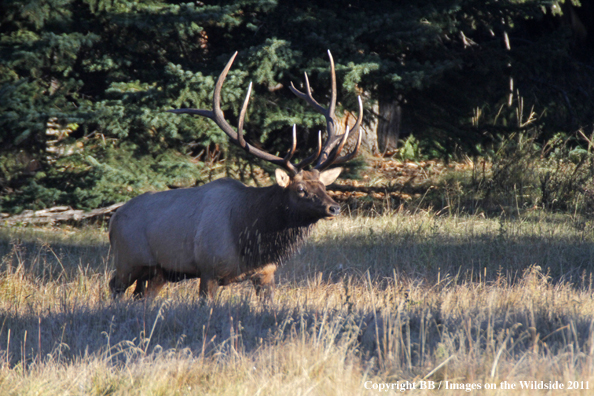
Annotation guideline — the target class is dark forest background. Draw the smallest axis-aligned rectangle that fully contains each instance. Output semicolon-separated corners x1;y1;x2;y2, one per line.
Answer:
1;0;593;213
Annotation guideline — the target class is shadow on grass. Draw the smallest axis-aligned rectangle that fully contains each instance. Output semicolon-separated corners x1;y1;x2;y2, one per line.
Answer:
2;229;593;288
282;231;594;286
0;237;110;281
0;296;350;367
1;279;593;373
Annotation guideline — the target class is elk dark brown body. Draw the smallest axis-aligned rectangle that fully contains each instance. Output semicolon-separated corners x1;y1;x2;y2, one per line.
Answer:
109;51;363;299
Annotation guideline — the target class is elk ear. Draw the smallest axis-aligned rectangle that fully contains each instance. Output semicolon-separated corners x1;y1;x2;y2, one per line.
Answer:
275;168;291;188
319;167;342;186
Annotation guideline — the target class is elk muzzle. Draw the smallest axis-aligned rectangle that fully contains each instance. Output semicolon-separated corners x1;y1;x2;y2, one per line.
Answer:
327;204;340;217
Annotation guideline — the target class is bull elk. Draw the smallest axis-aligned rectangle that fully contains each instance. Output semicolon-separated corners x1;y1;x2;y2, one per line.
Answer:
109;51;363;300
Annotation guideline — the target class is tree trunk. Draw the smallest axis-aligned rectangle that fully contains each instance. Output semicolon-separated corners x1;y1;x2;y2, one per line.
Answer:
377;98;401;154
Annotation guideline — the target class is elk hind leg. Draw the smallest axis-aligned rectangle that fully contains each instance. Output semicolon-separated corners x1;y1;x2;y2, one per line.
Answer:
199;274;219;301
132;266;165;299
109;276;128;299
110;266;145;299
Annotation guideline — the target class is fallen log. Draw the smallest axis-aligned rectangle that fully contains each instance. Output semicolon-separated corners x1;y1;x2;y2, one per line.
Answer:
1;202;124;227
327;184;392;194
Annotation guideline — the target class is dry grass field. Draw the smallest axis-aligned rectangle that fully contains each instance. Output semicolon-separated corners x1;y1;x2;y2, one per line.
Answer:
1;210;594;395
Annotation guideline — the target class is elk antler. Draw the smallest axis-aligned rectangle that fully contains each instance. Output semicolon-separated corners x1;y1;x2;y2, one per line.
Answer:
289;50;363;170
168;51;362;174
168;52;299;175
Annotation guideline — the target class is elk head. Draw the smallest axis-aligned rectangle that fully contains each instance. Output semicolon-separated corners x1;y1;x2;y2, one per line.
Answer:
168;51;363;218
275;167;342;220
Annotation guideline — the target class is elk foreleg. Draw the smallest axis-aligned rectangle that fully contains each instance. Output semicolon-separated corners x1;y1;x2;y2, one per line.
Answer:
251;264;277;301
145;272;166;297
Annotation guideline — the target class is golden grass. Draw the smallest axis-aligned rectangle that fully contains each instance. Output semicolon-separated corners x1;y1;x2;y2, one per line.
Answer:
1;212;594;394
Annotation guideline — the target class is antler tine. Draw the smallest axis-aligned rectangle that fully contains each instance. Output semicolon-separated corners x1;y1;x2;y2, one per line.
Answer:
320;95;364;169
237;82;252;148
283;125;297;167
331;126;362;166
295;130;322;170
289;77;325;115
290;50;354;170
167;52;298;175
317;125;351;171
327;50;337;118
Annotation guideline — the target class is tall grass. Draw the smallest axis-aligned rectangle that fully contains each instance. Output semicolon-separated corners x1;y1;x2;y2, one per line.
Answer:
431;130;594;216
1;211;594;394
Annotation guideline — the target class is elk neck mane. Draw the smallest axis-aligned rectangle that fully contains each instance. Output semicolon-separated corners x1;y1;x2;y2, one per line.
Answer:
234;183;317;269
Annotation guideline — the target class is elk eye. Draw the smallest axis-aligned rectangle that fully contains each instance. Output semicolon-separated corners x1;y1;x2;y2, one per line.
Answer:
297;185;306;195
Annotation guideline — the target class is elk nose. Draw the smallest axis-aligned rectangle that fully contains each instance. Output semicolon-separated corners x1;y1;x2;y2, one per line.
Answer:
328;205;340;216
